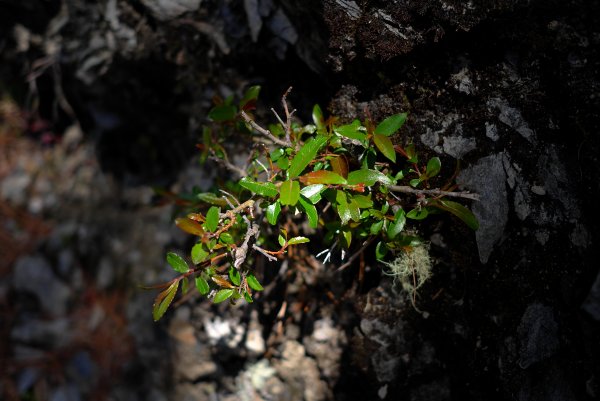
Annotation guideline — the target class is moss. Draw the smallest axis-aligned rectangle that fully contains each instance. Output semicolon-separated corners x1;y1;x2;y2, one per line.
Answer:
383;242;432;303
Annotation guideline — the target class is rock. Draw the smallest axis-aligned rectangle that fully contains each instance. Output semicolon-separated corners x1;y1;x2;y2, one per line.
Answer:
518;303;559;369
582;270;600;321
11;317;73;347
487;97;536;143
12;255;72;316
139;0;202;20
457;153;509;263
274;341;329;401
169;317;217;381
1;169;31;206
245;310;266;356
303;317;346;380
442;135;476;159
360;317;403;383
49;384;81;401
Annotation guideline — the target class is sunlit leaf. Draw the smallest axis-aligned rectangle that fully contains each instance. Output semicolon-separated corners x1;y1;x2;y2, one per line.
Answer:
167;252;189;273
348;198;361;222
278;234;286;247
195;276;210;295
175;217;205;236
351;194;373;208
370;219;384;235
240;85;261;109
299;170;347;185
312;104;325;131
204;206;220;232
430;199;479;230
373;134;396;163
270;148;285;162
208;105;237;121
213;289;234;303
300;184;326;204
374;113;407;136
298;197;318;228
247;274;264;291
330;155;349;178
266;201;281;225
426;157;441;178
239;177;278;198
191;243;209;264
375;241;388;260
287;236;310;245
153;280;179;321
341;229;352;248
288;136;328;178
219;232;234;244
280;179;300;206
243;291;253;303
387;209;406;240
334;119;366;141
347;169;392;186
228;266;241;286
336;190;352;225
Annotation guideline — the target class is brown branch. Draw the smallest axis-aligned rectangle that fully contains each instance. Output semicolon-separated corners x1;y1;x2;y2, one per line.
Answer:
337;237;376;272
387;185;480;201
209;154;247;178
240;110;292;147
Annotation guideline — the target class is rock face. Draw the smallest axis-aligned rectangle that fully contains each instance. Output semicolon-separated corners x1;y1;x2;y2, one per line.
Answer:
1;0;599;400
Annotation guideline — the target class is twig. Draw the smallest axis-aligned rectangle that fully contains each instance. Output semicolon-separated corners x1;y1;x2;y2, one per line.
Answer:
234;221;259;268
252;244;278;262
209;154;247;178
280;87;295;145
388;185;480;201
337;237;376;272
240;110;292;147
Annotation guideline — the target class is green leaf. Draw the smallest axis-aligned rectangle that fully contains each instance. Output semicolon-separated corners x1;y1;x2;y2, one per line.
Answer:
270;148;285;162
336;190;352;225
341;229;352;248
405;143;418;163
375;241;388;260
196;192;227;206
347;169;393;186
229;266;241;286
312;104;325;131
373;134;397;163
374;113;407;136
195;276;210;295
300;184;326;204
266;201;281;225
406;208;429;220
288;136;328;178
167;252;189;273
175;217;205;236
181;277;189;295
351;194;373;209
409;178;422;188
219;232;234;244
280;179;300;206
240;85;261;109
213;289;235;303
191;243;209;264
153;281;179;321
278;234;286;247
277;157;290;170
348;198;361;222
426;157;441;178
298;197;319;228
299;170;347;185
204;206;220;232
243;291;253;303
208;105;237;121
431;199;479;230
247;274;264;291
334;120;366;141
287;236;310;245
239;177;279;198
387;209;406;240
370;220;384;235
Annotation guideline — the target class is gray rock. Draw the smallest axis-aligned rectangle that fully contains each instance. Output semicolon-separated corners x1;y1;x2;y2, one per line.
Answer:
450;68;475;95
274;341;329;401
457;153;509;263
140;0;202;20
487;97;536;143
12;255;72;316
303;317;346;380
582;270;600;321
442;135;476;159
485;122;500;141
11;317;72;347
1;169;31;206
518;303;559;369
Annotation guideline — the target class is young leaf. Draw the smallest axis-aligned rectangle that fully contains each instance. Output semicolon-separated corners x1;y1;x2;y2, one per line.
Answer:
430;199;479;230
153;281;179;321
300;184;326;204
387;209;406;240
287;236;310;245
243;291;254;303
196;193;228;206
247;274;264;291
175;217;205;236
208;105;237;121
351;194;373;209
298;197;318;228
191;243;209;264
299;170;347;185
336;190;352;225
312;104;325;131
219;232;234;244
167;252;189;273
409;178;422;188
347;169;393;186
288;136;328;178
334;119;366;141
370;219;384;235
375;241;388;260
280;179;300;206
239;177;278;198
266;201;281;225
373;134;397;163
341;229;352;248
213;289;235;303
426;157;441;178
228;266;241;286
406;208;429;220
240;85;261;109
204;206;220;232
195;276;210;295
374;113;407;136
278;234;286;247
330;155;349;178
405;143;418;163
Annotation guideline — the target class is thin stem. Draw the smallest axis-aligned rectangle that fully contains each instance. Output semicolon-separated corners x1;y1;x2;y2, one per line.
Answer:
240;110;292;147
388;185;480;201
337;237;376;272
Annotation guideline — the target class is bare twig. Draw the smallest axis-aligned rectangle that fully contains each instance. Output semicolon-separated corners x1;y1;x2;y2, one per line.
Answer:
281;87;295;145
388;185;480;201
337;237;376;272
252;244;278;262
240;110;292;147
209;154;247;178
234;221;260;268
